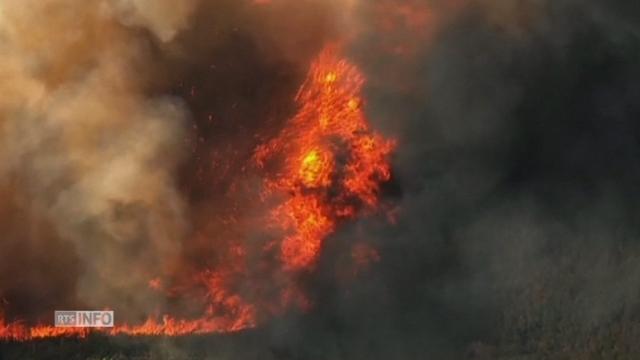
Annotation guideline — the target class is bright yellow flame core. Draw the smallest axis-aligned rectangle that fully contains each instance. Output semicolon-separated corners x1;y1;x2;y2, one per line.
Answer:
299;149;332;188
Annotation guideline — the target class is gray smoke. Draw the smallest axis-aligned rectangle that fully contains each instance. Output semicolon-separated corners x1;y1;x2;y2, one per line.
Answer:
259;0;640;359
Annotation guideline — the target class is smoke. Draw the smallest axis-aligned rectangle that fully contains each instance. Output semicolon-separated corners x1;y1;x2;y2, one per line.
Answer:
111;0;198;42
0;0;195;320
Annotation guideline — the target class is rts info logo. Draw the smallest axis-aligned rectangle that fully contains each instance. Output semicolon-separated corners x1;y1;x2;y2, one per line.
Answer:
54;311;114;327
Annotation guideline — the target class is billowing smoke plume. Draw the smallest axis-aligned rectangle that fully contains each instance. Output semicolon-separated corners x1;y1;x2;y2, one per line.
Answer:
0;0;194;320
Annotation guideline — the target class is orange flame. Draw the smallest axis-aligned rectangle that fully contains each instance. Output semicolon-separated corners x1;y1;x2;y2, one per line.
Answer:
256;44;395;271
0;314;253;341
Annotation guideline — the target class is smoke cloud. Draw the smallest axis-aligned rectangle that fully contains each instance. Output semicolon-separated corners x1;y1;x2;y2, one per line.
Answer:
0;0;195;320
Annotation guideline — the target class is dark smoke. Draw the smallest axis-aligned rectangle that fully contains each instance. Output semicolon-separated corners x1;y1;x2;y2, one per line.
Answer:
268;1;640;359
260;0;640;359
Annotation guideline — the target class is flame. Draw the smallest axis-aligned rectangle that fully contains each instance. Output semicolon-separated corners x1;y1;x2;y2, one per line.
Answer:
255;44;395;271
0;314;253;341
299;149;334;188
0;44;394;341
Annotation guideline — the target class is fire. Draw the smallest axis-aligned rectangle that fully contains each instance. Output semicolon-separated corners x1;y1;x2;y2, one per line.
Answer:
0;314;253;341
0;44;394;341
0;316;91;340
299;149;333;188
255;44;395;271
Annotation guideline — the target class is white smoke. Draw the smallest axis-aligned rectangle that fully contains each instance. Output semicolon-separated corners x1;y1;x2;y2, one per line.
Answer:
0;0;192;318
